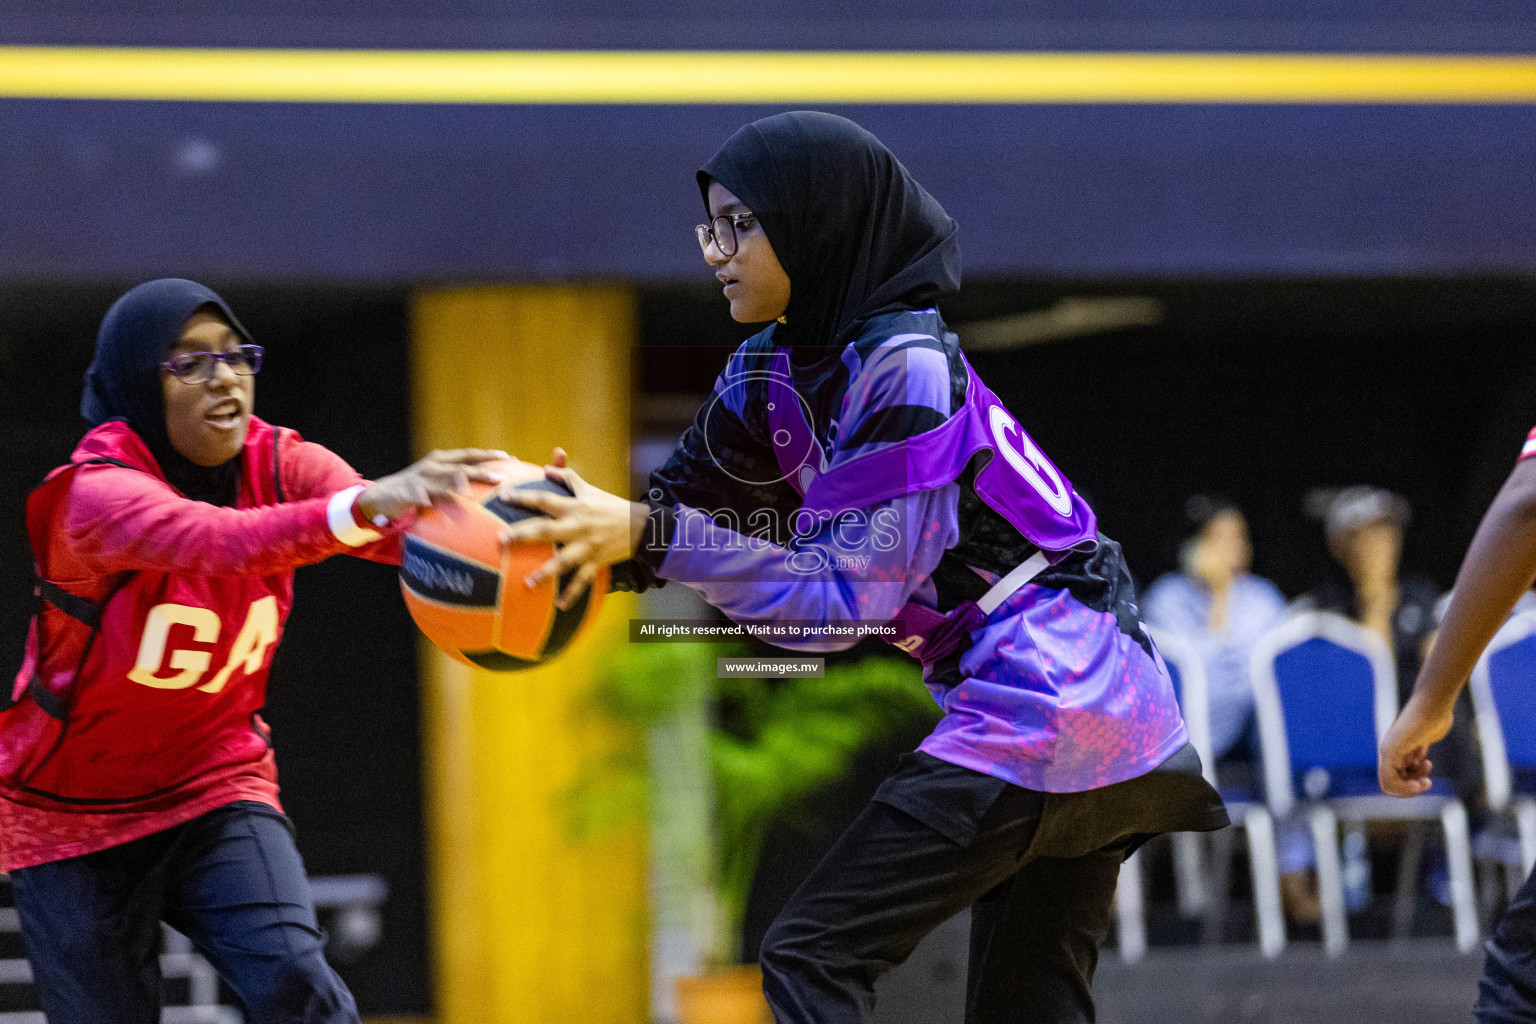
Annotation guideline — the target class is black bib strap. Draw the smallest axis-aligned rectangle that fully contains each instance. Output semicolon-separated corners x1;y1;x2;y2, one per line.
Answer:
0;675;68;720
6;454;142;729
35;580;102;630
25;675;67;721
272;433;286;504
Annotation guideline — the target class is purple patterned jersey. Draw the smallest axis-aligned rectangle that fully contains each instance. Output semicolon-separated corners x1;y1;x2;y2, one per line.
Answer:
633;310;1187;793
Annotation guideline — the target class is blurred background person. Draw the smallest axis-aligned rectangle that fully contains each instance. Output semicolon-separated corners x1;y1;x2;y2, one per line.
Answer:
1296;487;1481;916
1303;486;1439;694
1143;496;1316;922
1302;486;1484;801
1143;494;1286;763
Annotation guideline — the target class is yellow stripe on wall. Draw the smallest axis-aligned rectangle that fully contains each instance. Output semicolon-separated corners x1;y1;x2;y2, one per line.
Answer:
1;47;1535;104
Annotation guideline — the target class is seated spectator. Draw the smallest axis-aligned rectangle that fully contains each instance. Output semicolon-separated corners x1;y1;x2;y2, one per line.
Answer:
1301;486;1439;701
1144;495;1287;761
1294;486;1472;917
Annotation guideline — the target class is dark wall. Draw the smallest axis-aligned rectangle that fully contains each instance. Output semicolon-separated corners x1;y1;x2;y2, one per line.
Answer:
6;102;1536;283
5;4;1536;281
4;0;1533;49
0;284;430;1013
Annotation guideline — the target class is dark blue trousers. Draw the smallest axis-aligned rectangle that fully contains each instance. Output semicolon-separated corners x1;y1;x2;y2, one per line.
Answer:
759;749;1227;1024
10;801;358;1024
1480;860;1536;1023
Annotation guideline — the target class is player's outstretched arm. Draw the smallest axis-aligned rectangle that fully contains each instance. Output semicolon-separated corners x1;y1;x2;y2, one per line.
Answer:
355;448;509;522
1381;458;1536;796
67;448;508;578
500;447;955;648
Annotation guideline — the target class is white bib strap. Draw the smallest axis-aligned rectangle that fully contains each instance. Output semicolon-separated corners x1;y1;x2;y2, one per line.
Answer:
976;551;1051;616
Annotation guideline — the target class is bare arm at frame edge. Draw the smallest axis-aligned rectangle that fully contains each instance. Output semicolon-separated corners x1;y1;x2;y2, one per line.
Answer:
1380;457;1536;796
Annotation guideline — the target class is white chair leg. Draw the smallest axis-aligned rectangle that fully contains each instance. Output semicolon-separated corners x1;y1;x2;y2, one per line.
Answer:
164;925;223;1022
1244;805;1286;959
1441;800;1481;954
163;925;190;955
1517;799;1536;877
1172;831;1207;918
190;952;221;1015
1310;805;1348;958
1115;851;1147;964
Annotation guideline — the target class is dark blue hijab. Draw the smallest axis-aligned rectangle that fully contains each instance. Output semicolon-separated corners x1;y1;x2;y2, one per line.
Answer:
81;279;255;506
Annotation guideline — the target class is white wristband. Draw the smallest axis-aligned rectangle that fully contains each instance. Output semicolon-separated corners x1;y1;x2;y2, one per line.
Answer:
327;484;383;547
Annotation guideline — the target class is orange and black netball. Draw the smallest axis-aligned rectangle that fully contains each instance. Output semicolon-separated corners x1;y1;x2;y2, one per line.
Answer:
399;458;608;670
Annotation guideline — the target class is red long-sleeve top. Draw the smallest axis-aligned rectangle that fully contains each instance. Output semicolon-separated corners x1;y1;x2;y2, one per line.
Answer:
0;417;401;870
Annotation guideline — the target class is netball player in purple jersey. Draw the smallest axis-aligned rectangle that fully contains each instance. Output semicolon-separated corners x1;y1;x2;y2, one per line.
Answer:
503;112;1226;1023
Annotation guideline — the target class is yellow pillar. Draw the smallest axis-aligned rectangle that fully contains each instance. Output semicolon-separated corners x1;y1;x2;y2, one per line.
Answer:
411;284;646;1024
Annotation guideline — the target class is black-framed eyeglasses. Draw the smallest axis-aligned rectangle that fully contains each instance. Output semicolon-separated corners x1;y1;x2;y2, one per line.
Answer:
161;345;264;385
695;214;756;258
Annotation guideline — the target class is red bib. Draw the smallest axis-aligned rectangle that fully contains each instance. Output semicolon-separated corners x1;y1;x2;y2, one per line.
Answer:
3;419;291;807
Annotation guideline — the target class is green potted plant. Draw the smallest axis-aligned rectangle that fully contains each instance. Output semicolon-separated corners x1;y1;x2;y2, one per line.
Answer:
578;641;938;1023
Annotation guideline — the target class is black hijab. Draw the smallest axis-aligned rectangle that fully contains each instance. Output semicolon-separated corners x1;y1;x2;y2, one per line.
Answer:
81;279;254;507
698;111;962;352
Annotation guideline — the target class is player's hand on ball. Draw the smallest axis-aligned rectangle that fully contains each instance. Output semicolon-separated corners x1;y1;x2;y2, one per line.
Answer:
499;447;648;610
358;449;509;523
1378;693;1455;797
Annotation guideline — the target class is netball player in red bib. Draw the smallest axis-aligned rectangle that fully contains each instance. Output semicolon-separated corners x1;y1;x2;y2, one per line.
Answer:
1;279;503;1022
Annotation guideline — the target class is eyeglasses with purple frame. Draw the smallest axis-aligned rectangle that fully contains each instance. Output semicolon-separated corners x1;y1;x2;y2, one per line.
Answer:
161;345;264;385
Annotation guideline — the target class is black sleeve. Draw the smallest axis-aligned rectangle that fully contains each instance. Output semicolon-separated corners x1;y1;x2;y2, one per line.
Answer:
639;398;801;566
612;505;680;591
609;558;660;593
647;401;783;511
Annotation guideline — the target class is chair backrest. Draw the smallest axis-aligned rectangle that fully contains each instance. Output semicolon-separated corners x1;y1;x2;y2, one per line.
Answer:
1470;610;1536;811
1250;610;1397;818
1147;626;1216;786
